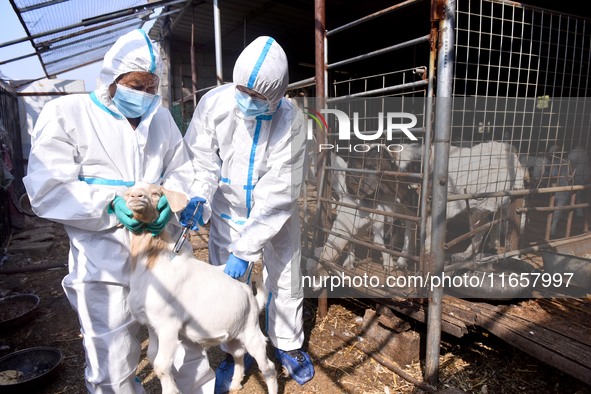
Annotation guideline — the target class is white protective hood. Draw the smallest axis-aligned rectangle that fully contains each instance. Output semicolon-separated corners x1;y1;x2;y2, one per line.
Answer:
98;28;162;88
232;36;289;112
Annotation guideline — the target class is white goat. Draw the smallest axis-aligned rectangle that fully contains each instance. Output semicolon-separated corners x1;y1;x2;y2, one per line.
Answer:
319;153;416;271
372;141;526;262
124;182;277;394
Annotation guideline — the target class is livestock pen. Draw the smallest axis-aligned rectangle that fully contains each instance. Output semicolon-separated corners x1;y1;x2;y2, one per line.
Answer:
299;0;591;387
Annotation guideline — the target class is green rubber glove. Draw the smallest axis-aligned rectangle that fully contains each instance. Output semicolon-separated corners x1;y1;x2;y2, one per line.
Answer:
108;195;144;233
145;195;172;236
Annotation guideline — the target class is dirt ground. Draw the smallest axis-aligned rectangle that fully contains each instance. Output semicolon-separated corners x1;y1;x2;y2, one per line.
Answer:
1;215;591;394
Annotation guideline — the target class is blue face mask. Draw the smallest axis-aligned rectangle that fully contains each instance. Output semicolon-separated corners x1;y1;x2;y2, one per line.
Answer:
235;89;269;117
112;84;156;118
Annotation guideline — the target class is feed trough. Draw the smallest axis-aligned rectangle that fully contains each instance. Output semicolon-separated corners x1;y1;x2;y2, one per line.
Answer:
446;257;538;300
539;250;591;294
0;294;40;330
0;347;62;392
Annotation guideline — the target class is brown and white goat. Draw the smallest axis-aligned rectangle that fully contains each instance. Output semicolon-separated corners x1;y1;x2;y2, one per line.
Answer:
124;182;277;394
345;141;527;263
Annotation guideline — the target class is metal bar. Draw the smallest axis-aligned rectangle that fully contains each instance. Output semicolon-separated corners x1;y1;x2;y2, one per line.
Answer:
445;217;503;250
327;0;424;37
325;165;423;181
318;197;420;223
425;0;455;386
319;227;421;263
516;203;589;213
315;0;326;98
213;0;223;85
420;8;438;275
17;92;77;96
327;35;430;70
287;77;315;90
0;51;39;66
447;184;591;201
327;80;428;102
191;7;198;107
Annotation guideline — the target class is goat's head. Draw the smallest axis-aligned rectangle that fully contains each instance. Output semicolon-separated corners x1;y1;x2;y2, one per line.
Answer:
124;182;188;224
345;146;389;199
345;144;421;208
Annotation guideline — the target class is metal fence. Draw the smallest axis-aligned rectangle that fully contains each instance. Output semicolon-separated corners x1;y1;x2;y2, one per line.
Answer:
304;0;590;291
0;81;26;248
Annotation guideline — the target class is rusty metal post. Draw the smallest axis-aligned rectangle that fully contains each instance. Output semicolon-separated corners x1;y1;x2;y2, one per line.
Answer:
314;0;328;319
190;7;198;108
213;0;223;85
425;0;455;386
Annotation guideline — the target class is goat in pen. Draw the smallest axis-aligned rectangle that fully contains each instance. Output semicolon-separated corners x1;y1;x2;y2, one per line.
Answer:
123;182;277;394
346;141;527;264
309;153;416;275
520;145;590;237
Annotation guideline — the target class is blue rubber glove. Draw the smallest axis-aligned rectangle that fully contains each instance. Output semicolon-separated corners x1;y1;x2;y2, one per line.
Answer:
224;254;249;279
108;195;143;233
145;195;172;236
180;196;206;230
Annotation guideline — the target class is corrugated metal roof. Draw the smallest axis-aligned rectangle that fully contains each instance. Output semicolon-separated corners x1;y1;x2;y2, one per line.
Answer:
3;0;187;78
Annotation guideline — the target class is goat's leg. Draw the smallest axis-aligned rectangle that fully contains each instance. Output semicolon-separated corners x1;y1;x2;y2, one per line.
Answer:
450;209;489;263
244;330;278;394
551;191;570;237
371;213;393;271
152;324;182;394
224;339;248;392
322;203;370;269
396;219;415;270
146;326;159;365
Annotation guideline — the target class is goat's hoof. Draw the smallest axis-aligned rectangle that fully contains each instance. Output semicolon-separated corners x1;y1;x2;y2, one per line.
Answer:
342;261;355;270
395;258;408;271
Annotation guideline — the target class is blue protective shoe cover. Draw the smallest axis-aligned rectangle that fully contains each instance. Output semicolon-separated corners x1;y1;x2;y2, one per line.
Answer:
275;348;315;385
214;353;255;394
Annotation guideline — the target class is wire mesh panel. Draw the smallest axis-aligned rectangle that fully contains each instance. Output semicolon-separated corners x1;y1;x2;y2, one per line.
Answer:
301;0;434;297
453;0;591;243
304;0;590;298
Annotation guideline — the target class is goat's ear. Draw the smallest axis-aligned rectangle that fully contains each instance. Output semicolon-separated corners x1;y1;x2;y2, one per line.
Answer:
162;188;189;213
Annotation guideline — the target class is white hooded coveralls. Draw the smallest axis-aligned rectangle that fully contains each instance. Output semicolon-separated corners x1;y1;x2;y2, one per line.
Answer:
23;29;215;393
184;36;307;351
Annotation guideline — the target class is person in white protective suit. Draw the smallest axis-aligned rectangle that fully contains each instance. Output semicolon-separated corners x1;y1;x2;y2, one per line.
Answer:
181;36;314;393
23;29;216;393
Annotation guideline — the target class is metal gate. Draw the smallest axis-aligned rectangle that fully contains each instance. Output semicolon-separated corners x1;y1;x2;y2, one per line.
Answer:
303;0;590;294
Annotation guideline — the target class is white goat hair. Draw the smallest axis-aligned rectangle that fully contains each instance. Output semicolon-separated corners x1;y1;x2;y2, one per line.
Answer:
393;141;526;260
124;182;277;394
547;147;590;236
320;153;415;271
